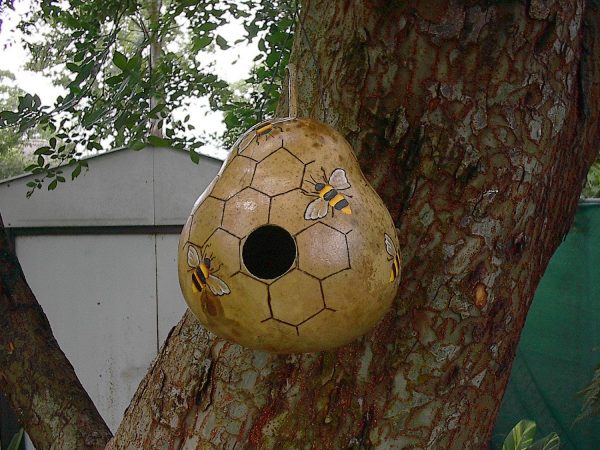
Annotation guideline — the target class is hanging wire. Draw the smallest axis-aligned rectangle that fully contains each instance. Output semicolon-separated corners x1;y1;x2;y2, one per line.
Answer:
287;63;298;118
257;1;297;122
257;0;327;123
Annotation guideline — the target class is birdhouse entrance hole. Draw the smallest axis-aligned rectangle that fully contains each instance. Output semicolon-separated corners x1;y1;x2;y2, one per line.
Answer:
243;225;296;280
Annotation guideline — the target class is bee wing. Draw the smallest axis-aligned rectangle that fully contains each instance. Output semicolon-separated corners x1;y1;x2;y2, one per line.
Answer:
305;197;329;220
384;233;396;256
187;245;200;268
328;168;350;190
206;275;230;296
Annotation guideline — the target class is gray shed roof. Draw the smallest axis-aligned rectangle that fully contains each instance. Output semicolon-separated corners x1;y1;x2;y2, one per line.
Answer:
0;147;222;228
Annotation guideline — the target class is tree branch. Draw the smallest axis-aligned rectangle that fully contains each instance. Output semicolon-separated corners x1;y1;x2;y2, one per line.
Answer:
0;212;112;450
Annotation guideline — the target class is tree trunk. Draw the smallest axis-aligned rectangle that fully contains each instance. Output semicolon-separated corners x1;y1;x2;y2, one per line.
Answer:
0;214;113;450
105;1;600;449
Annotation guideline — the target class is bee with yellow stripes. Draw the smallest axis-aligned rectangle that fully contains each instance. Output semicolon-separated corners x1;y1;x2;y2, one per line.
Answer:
186;243;230;297
385;233;401;283
304;167;352;220
237;120;284;154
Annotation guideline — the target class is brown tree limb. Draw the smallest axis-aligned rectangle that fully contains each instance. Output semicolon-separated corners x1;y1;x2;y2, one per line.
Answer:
0;212;112;450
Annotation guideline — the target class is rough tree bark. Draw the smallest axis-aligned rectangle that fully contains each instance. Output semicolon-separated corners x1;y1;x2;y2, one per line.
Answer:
0;213;113;450
2;0;599;449
104;1;600;449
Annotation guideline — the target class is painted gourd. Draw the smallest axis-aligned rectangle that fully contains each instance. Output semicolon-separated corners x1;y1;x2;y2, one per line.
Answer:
178;117;401;353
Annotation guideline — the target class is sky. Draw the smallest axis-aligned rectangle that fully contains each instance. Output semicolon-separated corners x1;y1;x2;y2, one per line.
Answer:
0;1;259;160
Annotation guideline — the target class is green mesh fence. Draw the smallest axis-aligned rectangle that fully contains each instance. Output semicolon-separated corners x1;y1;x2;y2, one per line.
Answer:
491;202;600;450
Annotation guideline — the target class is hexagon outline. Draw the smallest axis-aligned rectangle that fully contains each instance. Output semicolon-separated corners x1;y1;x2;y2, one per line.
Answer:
267;188;316;236
221;187;271;239
185;197;225;249
251;148;305;197
269;270;324;327
295;222;351;280
230;271;271;321
211;155;257;202
201;227;242;275
279;145;306;165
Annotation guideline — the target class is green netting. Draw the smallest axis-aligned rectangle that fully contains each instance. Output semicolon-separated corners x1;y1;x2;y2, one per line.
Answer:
491;203;600;450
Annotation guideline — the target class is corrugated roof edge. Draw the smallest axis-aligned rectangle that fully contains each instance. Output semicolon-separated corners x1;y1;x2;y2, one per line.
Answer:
0;146;225;185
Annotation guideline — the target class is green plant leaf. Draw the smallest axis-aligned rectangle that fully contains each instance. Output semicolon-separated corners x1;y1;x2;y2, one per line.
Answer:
528;432;560;450
7;428;24;450
48;179;58;191
113;51;128;71
503;420;537;450
147;135;170;147
192;35;212;52
215;35;229;50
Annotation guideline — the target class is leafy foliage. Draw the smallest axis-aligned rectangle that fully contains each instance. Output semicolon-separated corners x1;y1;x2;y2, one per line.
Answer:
502;420;560;450
0;70;39;179
0;0;295;195
582;160;600;198
5;428;24;450
576;364;600;423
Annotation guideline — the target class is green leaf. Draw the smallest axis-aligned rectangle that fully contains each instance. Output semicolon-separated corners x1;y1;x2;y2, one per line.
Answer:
66;62;79;72
34;146;53;155
148;103;167;118
48;179;58;190
189;149;200;164
113;51;128;71
215;35;229;50
7;428;24;450
198;22;218;32
105;75;123;86
0;110;19;125
147;135;170;147
71;163;82;180
82;108;105;128
130;141;145;151
528;432;560;450
503;420;537;450
192;35;212;52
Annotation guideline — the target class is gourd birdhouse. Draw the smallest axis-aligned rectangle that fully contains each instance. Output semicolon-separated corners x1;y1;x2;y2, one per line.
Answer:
178;117;401;353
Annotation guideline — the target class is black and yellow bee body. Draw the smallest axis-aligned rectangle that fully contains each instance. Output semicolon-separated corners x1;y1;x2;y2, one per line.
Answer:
305;168;352;220
187;245;230;296
315;182;352;214
384;233;401;283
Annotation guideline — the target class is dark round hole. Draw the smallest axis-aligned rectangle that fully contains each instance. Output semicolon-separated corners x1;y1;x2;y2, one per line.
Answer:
242;225;296;279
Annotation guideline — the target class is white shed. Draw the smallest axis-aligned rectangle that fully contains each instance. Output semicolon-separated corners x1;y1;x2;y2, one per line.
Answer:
0;147;221;438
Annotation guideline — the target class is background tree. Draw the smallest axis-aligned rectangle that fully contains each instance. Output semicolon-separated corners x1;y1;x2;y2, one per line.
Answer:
0;70;37;178
1;1;600;449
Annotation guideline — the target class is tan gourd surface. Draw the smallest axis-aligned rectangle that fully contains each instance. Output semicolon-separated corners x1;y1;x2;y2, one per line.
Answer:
178;118;400;353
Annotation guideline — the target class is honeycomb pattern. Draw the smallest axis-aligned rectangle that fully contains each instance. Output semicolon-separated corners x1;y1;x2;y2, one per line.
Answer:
251;148;304;196
269;189;314;235
269;271;323;326
211;156;256;201
236;120;285;161
187;120;356;335
222;188;270;238
296;223;350;279
204;228;241;277
186;196;224;247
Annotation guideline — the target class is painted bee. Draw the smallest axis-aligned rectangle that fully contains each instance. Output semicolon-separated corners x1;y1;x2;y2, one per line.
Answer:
384;233;401;283
186;244;230;296
238;120;284;154
304;167;352;220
